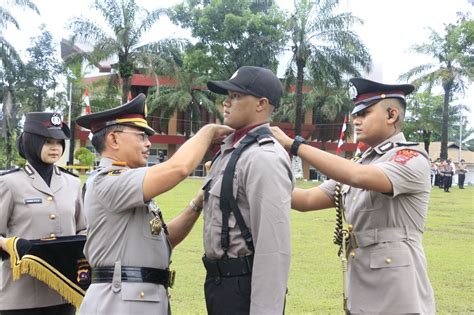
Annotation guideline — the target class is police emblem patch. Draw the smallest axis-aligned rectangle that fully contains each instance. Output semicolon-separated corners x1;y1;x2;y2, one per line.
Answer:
50;113;62;127
391;149;419;165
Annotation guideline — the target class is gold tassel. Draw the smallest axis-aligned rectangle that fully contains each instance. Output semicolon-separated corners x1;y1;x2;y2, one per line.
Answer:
4;237;84;309
16;258;84;308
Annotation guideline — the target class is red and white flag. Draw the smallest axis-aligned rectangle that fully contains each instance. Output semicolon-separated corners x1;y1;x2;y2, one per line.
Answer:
83;88;91;114
336;115;347;155
127;90;132;101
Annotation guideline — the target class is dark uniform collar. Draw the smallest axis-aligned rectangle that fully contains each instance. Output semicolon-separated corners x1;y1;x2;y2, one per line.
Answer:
221;123;270;151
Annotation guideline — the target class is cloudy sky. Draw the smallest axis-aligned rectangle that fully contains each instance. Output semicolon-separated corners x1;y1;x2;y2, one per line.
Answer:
4;0;474;121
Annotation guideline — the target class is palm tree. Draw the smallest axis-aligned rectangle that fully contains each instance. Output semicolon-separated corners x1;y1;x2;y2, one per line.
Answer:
0;0;39;168
400;13;474;160
286;0;371;136
146;43;222;139
68;0;169;103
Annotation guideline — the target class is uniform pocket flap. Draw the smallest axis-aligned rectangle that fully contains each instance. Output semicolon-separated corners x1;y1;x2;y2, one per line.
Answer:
121;283;161;302
370;249;410;269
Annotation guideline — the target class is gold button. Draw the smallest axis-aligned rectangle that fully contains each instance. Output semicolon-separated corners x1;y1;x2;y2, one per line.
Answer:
348;224;353;232
352;197;356;201
386;258;392;264
49;214;56;220
47;196;53;201
140;292;145;298
350;251;356;258
50;233;56;238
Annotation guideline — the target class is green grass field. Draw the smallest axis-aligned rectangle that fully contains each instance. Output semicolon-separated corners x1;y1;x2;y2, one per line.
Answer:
82;176;474;313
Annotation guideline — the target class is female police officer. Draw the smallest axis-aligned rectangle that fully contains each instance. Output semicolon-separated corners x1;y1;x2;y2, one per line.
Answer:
271;78;436;314
0;112;86;315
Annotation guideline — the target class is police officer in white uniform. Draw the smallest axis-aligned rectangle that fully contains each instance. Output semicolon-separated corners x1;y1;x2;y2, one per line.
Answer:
271;78;436;314
0;112;86;315
75;94;233;315
202;66;294;315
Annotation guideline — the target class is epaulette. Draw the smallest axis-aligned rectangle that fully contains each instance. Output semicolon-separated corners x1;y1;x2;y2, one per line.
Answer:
58;166;79;178
378;142;394;153
257;135;274;146
396;141;419;147
112;161;127;167
0;167;21;176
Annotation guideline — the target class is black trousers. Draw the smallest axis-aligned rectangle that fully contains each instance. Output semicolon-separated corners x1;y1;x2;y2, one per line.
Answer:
444;175;452;191
205;274;252;315
0;304;75;315
459;173;466;188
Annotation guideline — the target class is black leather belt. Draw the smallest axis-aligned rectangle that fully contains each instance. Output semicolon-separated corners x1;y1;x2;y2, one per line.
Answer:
91;266;175;288
202;255;253;277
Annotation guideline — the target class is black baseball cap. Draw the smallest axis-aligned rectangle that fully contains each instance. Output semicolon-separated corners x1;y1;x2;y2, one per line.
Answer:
349;78;415;115
207;66;283;107
23;112;71;140
75;93;156;135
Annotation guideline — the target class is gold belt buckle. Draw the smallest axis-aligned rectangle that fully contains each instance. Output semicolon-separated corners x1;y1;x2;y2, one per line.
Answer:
168;269;176;288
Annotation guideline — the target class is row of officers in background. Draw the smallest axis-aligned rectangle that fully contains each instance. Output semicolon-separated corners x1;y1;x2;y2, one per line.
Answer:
1;68;438;315
431;158;469;192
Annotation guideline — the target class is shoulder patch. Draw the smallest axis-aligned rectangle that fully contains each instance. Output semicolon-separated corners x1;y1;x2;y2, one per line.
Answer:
0;167;21;176
58;166;79;177
257;135;274;146
390;149;420;165
108;169;127;176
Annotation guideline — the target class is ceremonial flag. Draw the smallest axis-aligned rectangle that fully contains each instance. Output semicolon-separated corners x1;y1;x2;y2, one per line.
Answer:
1;235;90;309
336;115;347;155
83;88;91;114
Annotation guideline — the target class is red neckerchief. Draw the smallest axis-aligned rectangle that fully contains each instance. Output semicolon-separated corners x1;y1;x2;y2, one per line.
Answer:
232;123;266;145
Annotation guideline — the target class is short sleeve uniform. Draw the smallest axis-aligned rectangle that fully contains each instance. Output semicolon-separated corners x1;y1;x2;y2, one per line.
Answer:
78;157;171;315
319;133;436;314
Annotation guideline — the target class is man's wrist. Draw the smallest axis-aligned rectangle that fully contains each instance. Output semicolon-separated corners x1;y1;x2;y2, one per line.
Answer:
189;199;203;213
290;136;308;156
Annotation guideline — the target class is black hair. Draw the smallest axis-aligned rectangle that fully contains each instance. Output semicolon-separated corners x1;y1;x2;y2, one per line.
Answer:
91;125;125;153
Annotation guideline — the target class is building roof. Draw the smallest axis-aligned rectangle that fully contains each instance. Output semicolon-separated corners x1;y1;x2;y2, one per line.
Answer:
419;142;474;163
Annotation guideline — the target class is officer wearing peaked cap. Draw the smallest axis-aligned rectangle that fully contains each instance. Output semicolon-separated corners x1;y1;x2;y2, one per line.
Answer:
75;94;233;315
202;66;294;314
271;78;436;314
0;112;86;315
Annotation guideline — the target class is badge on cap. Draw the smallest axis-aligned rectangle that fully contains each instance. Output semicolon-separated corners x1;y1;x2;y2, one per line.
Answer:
348;82;358;100
50;113;62;127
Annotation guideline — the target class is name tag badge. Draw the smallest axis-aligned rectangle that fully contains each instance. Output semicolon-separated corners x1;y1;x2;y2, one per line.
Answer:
24;198;42;205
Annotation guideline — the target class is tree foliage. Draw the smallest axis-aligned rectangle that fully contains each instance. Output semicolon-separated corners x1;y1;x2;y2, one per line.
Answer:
67;0;169;103
286;0;371;137
147;42;222;139
400;12;474;159
169;0;288;78
15;26;64;113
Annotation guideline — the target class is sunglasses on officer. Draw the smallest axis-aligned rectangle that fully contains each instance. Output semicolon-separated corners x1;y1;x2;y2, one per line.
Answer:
114;130;149;142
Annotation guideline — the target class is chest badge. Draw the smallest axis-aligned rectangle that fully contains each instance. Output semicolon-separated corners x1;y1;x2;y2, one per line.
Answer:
148;201;164;235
